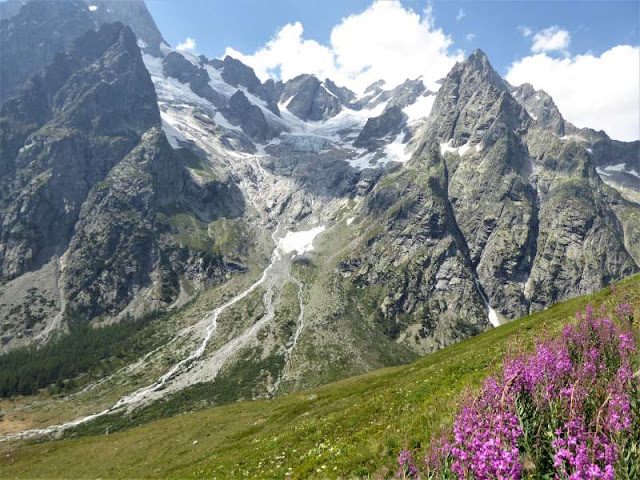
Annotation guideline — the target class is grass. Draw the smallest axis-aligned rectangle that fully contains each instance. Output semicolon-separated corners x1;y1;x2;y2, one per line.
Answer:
0;274;638;479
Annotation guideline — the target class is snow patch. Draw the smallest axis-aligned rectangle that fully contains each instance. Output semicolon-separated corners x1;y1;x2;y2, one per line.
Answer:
278;226;326;255
598;163;640;179
403;94;436;123
488;306;500;328
346;217;355;225
383;132;412;163
88;5;98;11
560;134;589;143
160;112;189;148
177;50;201;67
321;83;339;99
440;139;480;156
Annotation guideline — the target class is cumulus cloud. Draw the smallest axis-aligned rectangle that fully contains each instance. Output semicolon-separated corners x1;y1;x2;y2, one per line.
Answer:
517;26;533;37
176;37;196;52
531;26;571;54
225;0;462;93
456;8;465;21
507;45;640;141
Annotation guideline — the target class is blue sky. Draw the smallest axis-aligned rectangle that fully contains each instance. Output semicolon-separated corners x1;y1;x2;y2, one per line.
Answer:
148;0;639;77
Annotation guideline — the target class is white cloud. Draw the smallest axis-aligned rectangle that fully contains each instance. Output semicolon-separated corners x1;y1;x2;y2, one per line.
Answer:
507;45;640;141
518;26;533;37
466;33;476;41
225;0;462;93
456;8;465;21
531;26;571;54
176;37;196;52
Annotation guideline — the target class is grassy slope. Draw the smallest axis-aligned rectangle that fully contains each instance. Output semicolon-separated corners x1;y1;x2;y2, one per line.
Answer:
1;274;638;479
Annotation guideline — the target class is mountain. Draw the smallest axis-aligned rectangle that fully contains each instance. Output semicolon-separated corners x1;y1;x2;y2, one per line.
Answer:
0;0;638;439
0;0;167;104
0;6;245;352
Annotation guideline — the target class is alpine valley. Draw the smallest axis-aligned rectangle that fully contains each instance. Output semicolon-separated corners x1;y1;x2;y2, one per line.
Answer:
0;0;639;463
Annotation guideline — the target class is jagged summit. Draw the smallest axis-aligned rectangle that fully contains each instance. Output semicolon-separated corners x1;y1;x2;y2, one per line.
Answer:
87;0;168;56
512;82;565;135
467;48;490;67
458;48;510;91
421;48;527;150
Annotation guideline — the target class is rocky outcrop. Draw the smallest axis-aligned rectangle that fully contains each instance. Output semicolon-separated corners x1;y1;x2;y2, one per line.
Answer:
63;128;179;318
422;50;636;318
0;0;94;103
0;0;167;104
223;91;282;142
87;0;168;57
323;79;356;104
510;83;639;172
219;56;281;116
338;144;490;352
524;130;637;308
219;55;262;93
0;22;159;282
62;127;244;319
512;83;565;135
337;49;638;351
0;19;247;340
354;106;406;150
282;75;341;121
162;52;225;107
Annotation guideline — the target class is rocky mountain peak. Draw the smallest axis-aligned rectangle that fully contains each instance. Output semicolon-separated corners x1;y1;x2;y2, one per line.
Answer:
422;50;524;148
323;78;356;104
281;74;342;121
512;83;565;135
457;48;510;92
84;0;168;57
0;0;93;102
56;22;160;135
220;55;262;93
364;79;386;95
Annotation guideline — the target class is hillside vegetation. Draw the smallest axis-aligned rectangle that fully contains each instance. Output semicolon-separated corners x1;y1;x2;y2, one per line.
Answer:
1;274;638;479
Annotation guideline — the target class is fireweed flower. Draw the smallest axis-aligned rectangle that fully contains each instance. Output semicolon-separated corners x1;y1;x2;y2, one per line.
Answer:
397;450;419;478
406;303;639;479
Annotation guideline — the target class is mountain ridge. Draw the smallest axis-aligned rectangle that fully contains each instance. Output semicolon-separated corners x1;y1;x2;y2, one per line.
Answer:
0;0;638;438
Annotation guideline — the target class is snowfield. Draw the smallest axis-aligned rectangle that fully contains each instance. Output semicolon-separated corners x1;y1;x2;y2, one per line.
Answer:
278;226;326;255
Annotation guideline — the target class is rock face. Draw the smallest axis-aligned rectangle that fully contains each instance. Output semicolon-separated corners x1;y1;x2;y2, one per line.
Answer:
87;0;168;56
0;0;94;103
338;145;492;353
338;50;637;350
0;9;245;349
219;55;262;93
0;22;160;282
512;83;565;135
224;91;282;142
162;52;226;107
354;106;406;150
0;0;167;104
282;75;342;121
